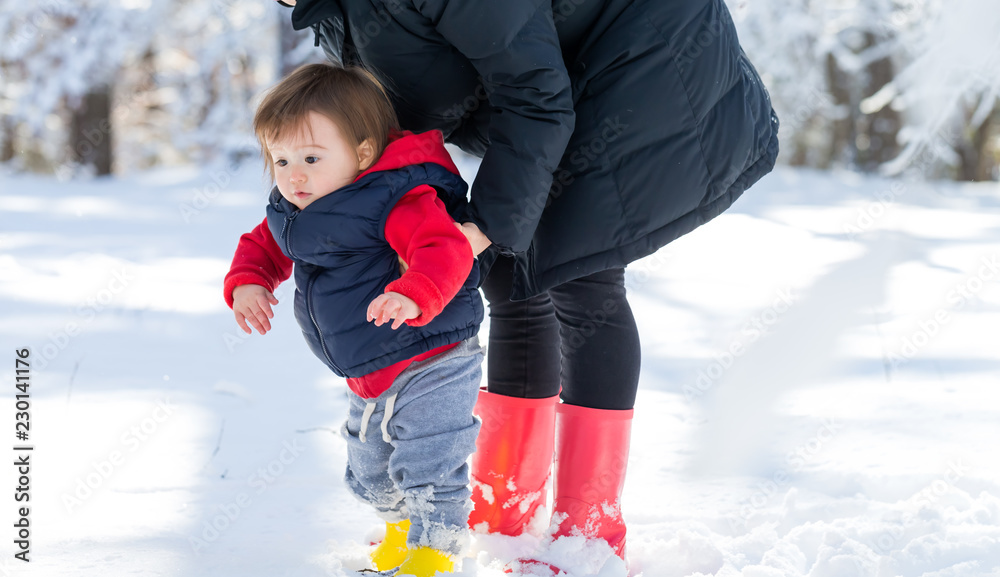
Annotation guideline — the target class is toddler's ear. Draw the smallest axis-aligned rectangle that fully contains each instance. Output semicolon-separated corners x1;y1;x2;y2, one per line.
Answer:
357;138;376;171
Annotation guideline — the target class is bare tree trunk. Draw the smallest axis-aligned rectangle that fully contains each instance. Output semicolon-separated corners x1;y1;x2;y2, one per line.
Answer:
857;32;901;171
0;116;14;163
69;84;113;175
957;106;999;182
982;108;1000;182
118;48;159;170
1;58;17;164
788;136;809;167
824;52;853;170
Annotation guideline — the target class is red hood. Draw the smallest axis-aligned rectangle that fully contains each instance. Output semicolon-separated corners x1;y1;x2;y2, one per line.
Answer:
355;130;461;182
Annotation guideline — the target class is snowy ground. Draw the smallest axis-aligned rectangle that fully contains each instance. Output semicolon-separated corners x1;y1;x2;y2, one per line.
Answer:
1;157;998;577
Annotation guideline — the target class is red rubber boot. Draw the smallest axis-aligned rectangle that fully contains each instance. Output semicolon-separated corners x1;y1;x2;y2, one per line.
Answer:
468;389;558;536
550;403;633;559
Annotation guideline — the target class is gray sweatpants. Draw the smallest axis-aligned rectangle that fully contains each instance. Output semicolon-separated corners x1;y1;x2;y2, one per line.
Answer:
342;336;484;556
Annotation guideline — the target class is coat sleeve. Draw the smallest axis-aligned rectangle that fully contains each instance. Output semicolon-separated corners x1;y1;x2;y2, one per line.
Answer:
413;0;575;255
383;185;473;327
223;218;294;308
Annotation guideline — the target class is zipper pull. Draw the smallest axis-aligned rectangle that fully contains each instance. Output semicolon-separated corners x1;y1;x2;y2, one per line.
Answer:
281;210;298;238
282;211;300;257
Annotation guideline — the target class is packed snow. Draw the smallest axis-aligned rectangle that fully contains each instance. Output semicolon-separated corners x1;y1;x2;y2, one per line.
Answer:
0;157;998;576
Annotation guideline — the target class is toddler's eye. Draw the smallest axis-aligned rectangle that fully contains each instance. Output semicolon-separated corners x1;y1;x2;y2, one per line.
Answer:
275;159;287;167
305;156;319;164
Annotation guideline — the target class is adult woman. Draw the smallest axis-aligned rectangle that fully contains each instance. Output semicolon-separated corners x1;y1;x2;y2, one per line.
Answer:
280;0;778;569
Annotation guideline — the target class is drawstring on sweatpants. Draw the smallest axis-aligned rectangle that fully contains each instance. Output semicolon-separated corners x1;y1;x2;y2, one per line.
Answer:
359;402;376;444
381;394;397;443
358;393;399;444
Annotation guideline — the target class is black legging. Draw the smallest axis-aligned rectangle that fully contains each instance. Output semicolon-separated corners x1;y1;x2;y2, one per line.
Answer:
480;255;641;410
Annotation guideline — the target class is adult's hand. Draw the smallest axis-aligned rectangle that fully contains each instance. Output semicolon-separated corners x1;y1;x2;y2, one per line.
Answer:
457;222;492;257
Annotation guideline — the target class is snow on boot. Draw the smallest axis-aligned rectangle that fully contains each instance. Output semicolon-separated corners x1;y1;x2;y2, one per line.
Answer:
512;559;565;576
550;403;633;559
370;519;410;571
468;389;557;535
395;546;454;577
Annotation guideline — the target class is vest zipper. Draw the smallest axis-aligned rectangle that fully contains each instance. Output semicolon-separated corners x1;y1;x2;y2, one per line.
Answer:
284;210;344;374
305;267;344;375
282;211;298;257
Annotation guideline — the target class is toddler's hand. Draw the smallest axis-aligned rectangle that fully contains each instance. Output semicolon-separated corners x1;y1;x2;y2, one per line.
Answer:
232;284;279;335
367;291;421;330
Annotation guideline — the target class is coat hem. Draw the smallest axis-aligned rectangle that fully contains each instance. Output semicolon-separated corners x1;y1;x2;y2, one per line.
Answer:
510;119;779;300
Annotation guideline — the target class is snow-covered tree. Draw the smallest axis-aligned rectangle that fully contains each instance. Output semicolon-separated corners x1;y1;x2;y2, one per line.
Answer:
729;0;907;171
731;0;998;179
0;0;166;174
2;0;997;180
145;0;276;168
870;0;1000;179
0;0;293;176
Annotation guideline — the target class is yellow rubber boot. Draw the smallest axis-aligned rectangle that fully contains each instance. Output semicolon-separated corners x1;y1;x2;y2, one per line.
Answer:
395;546;454;577
370;519;410;571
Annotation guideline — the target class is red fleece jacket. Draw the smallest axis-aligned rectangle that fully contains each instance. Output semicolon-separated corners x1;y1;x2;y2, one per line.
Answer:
224;130;473;398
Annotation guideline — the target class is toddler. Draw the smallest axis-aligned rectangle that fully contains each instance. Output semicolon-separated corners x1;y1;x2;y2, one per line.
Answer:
223;63;484;576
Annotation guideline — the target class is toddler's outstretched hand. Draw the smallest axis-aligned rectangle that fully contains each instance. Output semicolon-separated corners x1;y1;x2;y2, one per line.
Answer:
368;292;421;330
232;284;279;335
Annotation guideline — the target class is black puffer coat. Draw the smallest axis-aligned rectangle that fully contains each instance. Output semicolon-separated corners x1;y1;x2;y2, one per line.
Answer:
289;0;779;299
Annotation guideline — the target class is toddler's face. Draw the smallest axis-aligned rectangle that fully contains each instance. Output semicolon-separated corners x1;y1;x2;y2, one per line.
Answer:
268;112;366;210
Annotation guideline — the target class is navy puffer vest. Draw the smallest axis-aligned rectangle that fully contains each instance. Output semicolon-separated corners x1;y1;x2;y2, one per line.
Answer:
266;161;483;378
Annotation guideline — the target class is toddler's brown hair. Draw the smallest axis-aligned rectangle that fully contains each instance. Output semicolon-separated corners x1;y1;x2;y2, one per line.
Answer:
253;63;399;181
